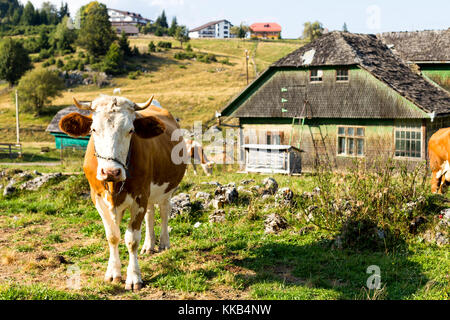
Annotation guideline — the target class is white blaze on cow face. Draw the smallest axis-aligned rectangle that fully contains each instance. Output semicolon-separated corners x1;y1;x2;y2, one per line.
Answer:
90;95;136;182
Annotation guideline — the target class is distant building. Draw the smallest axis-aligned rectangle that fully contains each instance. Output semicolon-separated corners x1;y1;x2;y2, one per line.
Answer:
189;20;234;39
107;8;152;27
250;23;282;39
115;25;139;36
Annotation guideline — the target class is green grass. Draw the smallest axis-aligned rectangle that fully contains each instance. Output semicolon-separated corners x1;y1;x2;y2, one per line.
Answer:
0;168;448;300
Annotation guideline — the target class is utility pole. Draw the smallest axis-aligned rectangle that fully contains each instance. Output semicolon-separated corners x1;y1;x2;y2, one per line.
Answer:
15;90;20;145
245;49;249;85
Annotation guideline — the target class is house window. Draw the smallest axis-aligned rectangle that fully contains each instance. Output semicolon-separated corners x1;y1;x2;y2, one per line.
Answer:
394;121;422;158
266;131;283;145
336;69;349;81
337;126;365;157
310;69;323;82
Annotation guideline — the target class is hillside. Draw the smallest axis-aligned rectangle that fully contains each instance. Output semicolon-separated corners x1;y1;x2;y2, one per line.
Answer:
0;36;305;145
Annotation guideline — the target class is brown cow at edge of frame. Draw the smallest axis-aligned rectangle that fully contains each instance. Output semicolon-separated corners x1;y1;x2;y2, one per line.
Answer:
428;127;450;194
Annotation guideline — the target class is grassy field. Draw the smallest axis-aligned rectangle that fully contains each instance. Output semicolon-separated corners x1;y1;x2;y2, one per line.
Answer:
0;163;448;300
0;36;304;144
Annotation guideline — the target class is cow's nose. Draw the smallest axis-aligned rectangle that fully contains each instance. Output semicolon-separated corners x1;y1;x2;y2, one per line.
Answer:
101;168;122;181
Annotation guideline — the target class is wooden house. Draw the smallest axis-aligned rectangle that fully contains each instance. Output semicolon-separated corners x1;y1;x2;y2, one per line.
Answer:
46;106;91;150
378;29;450;89
220;32;450;171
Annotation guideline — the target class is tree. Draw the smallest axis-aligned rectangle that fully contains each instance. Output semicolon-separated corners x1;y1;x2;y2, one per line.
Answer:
168;17;178;36
343;22;349;32
231;23;249;39
302;21;324;41
0;38;32;87
21;1;37;25
17;68;64;115
155;10;168;29
58;1;69;20
118;31;132;57
37;29;50;50
51;16;77;52
40;1;59;25
102;42;124;75
77;1;116;56
174;25;189;48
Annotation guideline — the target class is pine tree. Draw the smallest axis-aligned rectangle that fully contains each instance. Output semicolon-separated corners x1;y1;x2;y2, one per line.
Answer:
118;31;132;57
168;17;178;36
343;22;349;32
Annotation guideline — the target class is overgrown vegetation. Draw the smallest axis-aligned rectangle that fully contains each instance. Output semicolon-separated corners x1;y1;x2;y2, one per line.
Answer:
0;161;448;300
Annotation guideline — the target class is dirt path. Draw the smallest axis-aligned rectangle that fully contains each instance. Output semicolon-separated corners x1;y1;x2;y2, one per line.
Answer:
0;162;62;166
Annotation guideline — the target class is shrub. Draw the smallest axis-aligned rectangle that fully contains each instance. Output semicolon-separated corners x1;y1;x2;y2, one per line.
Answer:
298;159;430;246
0;38;32;86
185;43;193;52
48;57;56;65
157;41;172;49
174;51;196;60
17;68;65;116
128;70;142;80
148;41;156;52
56;59;64;68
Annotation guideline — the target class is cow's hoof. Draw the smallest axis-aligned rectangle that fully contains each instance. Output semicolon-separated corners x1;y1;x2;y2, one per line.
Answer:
105;276;122;284
125;282;143;291
158;244;170;252
140;247;156;255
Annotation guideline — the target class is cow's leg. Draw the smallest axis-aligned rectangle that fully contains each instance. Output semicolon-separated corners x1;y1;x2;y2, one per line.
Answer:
96;201;122;283
141;203;156;254
192;162;198;175
125;202;146;291
159;198;171;251
201;163;211;176
431;170;439;194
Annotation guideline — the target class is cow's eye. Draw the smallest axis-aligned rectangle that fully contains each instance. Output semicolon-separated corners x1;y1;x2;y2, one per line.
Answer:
91;128;96;133
129;129;135;134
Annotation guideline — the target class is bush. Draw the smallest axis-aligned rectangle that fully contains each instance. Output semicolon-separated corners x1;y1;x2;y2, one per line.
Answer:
174;51;196;60
148;41;156;52
185;43;193;52
101;42;124;75
157;41;172;49
197;53;217;63
128;70;142;80
56;59;64;68
63;59;80;71
48;58;56;65
17;68;65;116
298;159;430;247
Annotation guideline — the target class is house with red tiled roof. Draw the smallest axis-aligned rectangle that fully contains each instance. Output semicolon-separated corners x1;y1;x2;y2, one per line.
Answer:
250;22;282;39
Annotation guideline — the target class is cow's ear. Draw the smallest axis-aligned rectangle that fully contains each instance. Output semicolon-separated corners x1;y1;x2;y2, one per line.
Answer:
133;116;166;139
59;113;92;137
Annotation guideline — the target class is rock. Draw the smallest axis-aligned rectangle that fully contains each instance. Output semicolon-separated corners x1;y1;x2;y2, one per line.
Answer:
3;180;16;196
17;172;33;181
32;170;42;176
195;192;211;202
435;232;448;246
439;208;450;227
211;198;225;210
20;173;62;191
262;177;278;195
202;181;221;187
240;179;255;185
214;185;238;204
193;222;202;228
209;210;226;223
170;193;192;217
275;187;294;206
264;213;288;234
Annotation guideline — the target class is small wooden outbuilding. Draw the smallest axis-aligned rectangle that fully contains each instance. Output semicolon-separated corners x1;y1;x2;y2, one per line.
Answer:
243;144;302;174
46;105;91;150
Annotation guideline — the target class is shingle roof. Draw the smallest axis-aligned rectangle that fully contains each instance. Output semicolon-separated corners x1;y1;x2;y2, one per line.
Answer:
377;29;450;62
46;106;92;134
115;25;139;35
226;31;450;117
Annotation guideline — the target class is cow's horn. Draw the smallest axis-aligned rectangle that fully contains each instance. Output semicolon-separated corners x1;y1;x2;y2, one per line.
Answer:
73;97;92;110
134;96;154;111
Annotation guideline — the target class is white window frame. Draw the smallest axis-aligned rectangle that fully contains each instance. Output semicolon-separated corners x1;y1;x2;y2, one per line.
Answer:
337;126;365;157
394;120;423;159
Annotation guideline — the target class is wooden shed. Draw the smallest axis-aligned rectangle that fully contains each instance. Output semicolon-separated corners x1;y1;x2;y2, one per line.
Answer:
46;106;91;150
220;31;450;172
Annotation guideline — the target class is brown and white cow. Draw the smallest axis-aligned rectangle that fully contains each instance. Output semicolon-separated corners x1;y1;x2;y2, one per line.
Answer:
185;139;214;176
428;127;450;194
59;95;186;291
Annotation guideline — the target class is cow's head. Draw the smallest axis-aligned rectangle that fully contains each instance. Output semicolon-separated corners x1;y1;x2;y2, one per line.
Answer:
59;95;165;182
